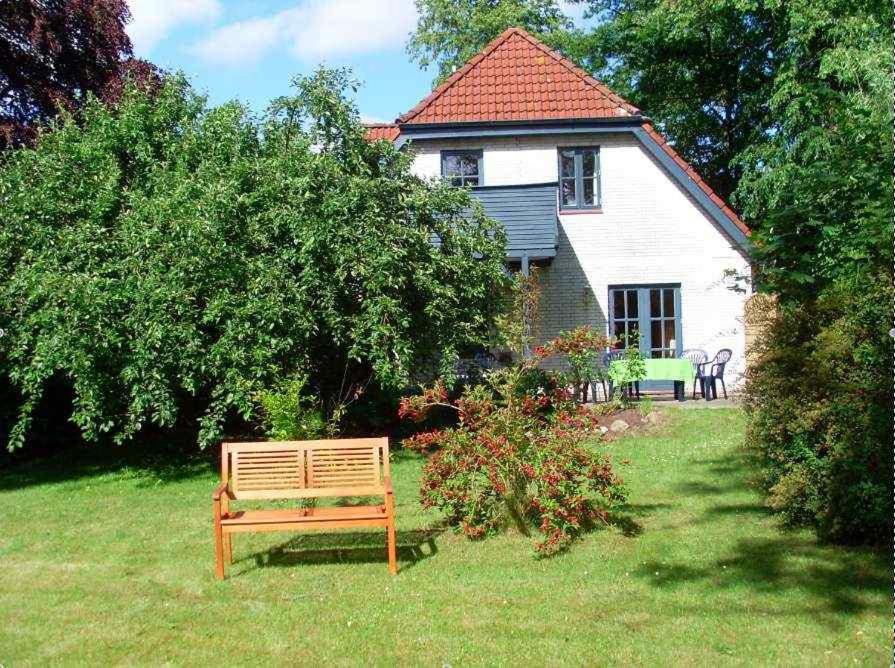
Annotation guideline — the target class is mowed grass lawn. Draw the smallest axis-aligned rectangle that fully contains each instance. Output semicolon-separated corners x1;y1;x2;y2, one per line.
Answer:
0;408;888;665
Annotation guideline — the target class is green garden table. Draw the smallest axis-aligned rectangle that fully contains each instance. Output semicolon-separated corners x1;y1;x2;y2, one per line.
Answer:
608;358;695;401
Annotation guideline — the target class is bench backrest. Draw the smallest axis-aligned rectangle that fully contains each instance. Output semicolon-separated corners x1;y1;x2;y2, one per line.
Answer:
221;437;390;500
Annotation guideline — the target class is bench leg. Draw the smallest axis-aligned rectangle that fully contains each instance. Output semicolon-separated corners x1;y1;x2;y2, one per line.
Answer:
213;504;225;580
386;523;397;575
221;496;233;564
385;496;397;575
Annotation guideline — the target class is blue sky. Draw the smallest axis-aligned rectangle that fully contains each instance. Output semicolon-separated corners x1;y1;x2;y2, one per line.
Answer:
126;0;587;123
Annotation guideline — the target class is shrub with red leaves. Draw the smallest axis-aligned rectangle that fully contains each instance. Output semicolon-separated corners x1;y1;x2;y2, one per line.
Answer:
397;381;449;422
401;366;626;556
533;325;608;359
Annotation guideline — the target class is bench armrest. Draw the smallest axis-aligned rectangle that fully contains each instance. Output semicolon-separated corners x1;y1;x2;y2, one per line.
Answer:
212;480;230;501
383;476;394;496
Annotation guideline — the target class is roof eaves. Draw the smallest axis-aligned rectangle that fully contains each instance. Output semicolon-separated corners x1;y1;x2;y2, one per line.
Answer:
637;123;750;239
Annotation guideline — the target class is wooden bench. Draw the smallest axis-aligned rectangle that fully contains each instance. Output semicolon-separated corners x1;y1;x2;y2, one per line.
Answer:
212;437;396;579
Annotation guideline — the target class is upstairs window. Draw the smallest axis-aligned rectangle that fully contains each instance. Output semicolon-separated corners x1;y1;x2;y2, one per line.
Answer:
558;147;601;209
441;150;483;187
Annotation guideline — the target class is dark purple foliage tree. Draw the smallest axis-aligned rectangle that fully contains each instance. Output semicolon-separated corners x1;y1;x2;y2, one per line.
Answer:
0;0;158;147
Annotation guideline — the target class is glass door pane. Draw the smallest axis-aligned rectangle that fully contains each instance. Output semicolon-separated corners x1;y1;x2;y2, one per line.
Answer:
646;287;678;358
610;285;681;361
610;288;641;348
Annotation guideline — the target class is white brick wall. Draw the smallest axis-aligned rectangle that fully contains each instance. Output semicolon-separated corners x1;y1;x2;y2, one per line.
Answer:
409;132;752;386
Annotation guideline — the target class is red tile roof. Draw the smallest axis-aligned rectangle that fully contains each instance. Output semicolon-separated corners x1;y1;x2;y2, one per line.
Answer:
398;27;640;124
374;27;746;234
640;123;749;235
364;123;401;142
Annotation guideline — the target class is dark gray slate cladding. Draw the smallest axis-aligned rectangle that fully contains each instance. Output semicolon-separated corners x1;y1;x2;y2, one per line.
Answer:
470;183;558;260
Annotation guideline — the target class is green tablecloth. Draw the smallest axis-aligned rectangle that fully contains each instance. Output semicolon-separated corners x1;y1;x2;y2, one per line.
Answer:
608;358;694;383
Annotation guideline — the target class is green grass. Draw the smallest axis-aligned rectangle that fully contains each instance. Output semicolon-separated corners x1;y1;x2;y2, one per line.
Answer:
0;409;888;665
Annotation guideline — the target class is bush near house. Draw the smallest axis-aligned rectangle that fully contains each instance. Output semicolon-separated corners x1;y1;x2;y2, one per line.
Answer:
400;344;627;556
735;0;892;544
0;68;508;451
743;273;892;543
533;325;608;403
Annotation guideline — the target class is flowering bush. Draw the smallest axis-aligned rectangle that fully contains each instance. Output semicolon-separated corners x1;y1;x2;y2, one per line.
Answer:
532;324;608;360
401;367;626;555
534;326;609;403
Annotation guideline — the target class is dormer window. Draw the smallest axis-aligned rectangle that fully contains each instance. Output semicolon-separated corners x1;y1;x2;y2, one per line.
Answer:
558;147;601;210
441;150;483;187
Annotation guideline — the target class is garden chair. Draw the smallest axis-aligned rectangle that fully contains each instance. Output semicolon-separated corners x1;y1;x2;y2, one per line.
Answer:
587;354;611;402
473;350;497;369
589;366;609;403
706;348;733;400
681;348;709;399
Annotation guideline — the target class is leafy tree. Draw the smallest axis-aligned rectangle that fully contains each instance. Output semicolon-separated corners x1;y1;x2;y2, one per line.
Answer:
735;0;891;299
571;0;781;200
0;69;508;450
407;0;572;83
737;0;892;543
743;276;892;543
0;0;157;148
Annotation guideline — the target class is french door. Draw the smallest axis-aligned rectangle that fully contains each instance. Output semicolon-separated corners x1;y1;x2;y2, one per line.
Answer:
609;284;683;388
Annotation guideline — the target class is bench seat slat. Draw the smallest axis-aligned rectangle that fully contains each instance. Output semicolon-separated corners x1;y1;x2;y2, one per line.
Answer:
221;505;386;525
223;518;389;534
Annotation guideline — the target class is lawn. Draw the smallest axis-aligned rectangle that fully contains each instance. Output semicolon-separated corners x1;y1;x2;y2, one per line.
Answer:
0;408;888;665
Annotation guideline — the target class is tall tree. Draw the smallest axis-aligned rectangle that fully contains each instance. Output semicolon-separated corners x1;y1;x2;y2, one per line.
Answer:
735;0;891;298
407;0;572;84
0;0;155;148
0;70;508;449
736;0;892;543
569;0;782;201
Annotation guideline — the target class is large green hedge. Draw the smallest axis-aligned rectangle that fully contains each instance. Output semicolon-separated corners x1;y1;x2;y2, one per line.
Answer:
0;69;508;449
737;0;892;543
743;274;892;543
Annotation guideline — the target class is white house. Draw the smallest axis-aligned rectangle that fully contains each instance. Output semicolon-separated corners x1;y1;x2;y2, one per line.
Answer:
366;27;752;389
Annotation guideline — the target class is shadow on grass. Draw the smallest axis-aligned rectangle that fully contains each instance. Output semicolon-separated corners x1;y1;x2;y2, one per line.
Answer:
672;477;751;497
607;502;674;537
702;502;770;518
621;502;674;517
0;441;215;492
608;513;644;537
235;528;444;575
633;535;889;626
634;437;889;626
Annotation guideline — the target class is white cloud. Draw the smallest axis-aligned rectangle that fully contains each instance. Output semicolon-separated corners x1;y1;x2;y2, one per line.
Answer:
191;12;281;65
192;0;418;66
127;0;221;55
559;0;594;27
